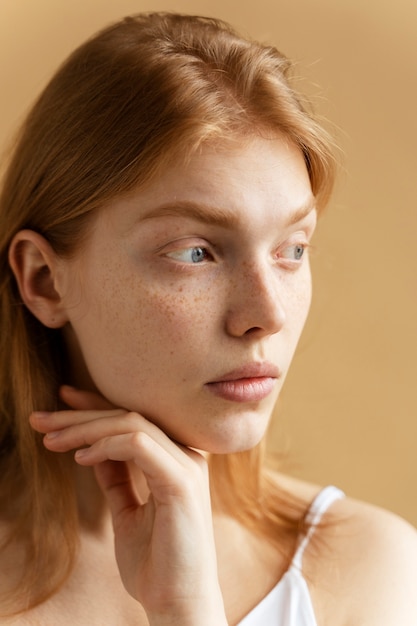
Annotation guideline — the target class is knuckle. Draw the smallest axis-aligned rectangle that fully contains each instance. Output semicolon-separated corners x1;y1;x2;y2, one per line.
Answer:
124;411;140;425
120;411;140;433
130;430;148;450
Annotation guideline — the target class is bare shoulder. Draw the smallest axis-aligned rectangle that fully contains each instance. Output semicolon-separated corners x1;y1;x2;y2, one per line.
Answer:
309;491;417;625
271;473;417;624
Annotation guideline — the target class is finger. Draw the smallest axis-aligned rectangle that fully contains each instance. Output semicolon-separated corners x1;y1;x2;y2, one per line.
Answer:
30;408;127;434
36;410;201;469
74;432;170;468
59;385;116;410
94;461;142;521
39;412;142;448
75;432;208;503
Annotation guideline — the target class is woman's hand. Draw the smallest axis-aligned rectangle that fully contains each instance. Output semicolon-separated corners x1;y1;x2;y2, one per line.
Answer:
30;386;227;626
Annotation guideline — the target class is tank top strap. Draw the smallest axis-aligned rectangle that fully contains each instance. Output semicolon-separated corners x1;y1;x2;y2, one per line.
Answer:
291;485;345;571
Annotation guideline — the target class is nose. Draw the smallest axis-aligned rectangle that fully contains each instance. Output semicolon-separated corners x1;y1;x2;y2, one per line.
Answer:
225;261;286;338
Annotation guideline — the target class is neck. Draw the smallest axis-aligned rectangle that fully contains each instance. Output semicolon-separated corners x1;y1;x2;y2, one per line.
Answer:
75;464;109;533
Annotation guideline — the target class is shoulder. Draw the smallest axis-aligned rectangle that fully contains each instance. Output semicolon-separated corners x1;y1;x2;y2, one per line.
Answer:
308;491;417;625
270;473;417;625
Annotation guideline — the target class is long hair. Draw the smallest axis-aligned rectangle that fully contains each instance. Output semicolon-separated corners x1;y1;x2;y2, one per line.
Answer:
0;12;336;613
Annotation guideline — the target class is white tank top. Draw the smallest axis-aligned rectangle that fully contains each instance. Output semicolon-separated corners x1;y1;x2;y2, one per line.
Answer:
237;486;345;626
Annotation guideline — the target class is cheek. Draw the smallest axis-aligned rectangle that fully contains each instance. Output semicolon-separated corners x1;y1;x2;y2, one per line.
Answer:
80;279;219;408
72;269;216;365
285;269;312;338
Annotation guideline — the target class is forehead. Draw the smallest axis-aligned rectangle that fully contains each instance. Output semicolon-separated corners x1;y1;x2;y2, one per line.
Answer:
99;134;313;233
159;134;306;189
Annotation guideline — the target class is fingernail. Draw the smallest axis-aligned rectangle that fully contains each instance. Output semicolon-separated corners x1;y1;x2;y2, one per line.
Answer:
75;448;89;459
45;431;61;439
31;411;51;419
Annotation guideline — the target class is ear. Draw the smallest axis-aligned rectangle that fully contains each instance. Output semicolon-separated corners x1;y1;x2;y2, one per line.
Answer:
8;230;69;328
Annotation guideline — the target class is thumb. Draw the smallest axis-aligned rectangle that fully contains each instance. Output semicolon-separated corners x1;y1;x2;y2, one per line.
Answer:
94;460;142;527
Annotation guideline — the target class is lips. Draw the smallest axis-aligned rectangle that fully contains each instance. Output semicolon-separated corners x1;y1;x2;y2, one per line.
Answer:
205;362;280;403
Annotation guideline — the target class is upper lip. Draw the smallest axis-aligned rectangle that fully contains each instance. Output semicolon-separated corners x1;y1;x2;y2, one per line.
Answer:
207;362;280;383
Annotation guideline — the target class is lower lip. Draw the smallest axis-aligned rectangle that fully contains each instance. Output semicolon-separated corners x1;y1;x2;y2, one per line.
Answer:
205;377;277;403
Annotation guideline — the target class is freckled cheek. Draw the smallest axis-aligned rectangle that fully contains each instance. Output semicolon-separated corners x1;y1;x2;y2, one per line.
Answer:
140;284;217;344
88;268;217;354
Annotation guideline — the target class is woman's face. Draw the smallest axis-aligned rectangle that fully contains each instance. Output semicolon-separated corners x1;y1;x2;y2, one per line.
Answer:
58;135;316;453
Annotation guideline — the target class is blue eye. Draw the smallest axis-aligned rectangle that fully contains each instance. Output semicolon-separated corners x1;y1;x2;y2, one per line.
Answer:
166;246;211;264
280;243;307;261
190;247;207;263
292;244;305;260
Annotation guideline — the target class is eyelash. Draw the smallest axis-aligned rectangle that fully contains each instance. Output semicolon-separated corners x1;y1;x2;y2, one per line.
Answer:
165;245;213;264
164;240;309;268
278;242;309;267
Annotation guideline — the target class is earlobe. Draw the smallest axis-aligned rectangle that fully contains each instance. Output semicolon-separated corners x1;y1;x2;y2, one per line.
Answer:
8;230;69;329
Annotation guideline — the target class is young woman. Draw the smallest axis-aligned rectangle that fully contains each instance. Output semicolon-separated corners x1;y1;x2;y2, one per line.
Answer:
0;12;416;625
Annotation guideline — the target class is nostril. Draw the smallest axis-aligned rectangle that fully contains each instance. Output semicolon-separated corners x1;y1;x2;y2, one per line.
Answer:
244;325;264;336
225;279;286;338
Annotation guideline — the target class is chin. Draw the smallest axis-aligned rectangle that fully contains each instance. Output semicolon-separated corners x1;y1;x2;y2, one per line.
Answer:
178;424;267;456
144;402;273;455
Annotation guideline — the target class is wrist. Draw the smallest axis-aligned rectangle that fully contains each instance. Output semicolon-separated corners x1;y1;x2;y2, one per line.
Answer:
148;612;228;626
147;595;228;626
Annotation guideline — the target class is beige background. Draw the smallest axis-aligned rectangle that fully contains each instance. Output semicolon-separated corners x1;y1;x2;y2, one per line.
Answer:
0;1;416;525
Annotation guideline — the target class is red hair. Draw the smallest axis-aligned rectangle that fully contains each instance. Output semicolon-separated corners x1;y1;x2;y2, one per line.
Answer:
0;12;336;614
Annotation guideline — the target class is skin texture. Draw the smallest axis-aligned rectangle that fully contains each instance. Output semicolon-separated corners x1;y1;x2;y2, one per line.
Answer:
18;134;315;623
54;134;316;454
8;135;417;625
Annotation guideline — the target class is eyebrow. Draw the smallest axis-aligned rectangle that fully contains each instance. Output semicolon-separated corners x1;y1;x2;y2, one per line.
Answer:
139;197;316;229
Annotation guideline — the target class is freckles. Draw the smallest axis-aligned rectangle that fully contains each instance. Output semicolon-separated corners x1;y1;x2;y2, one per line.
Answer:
151;285;215;342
